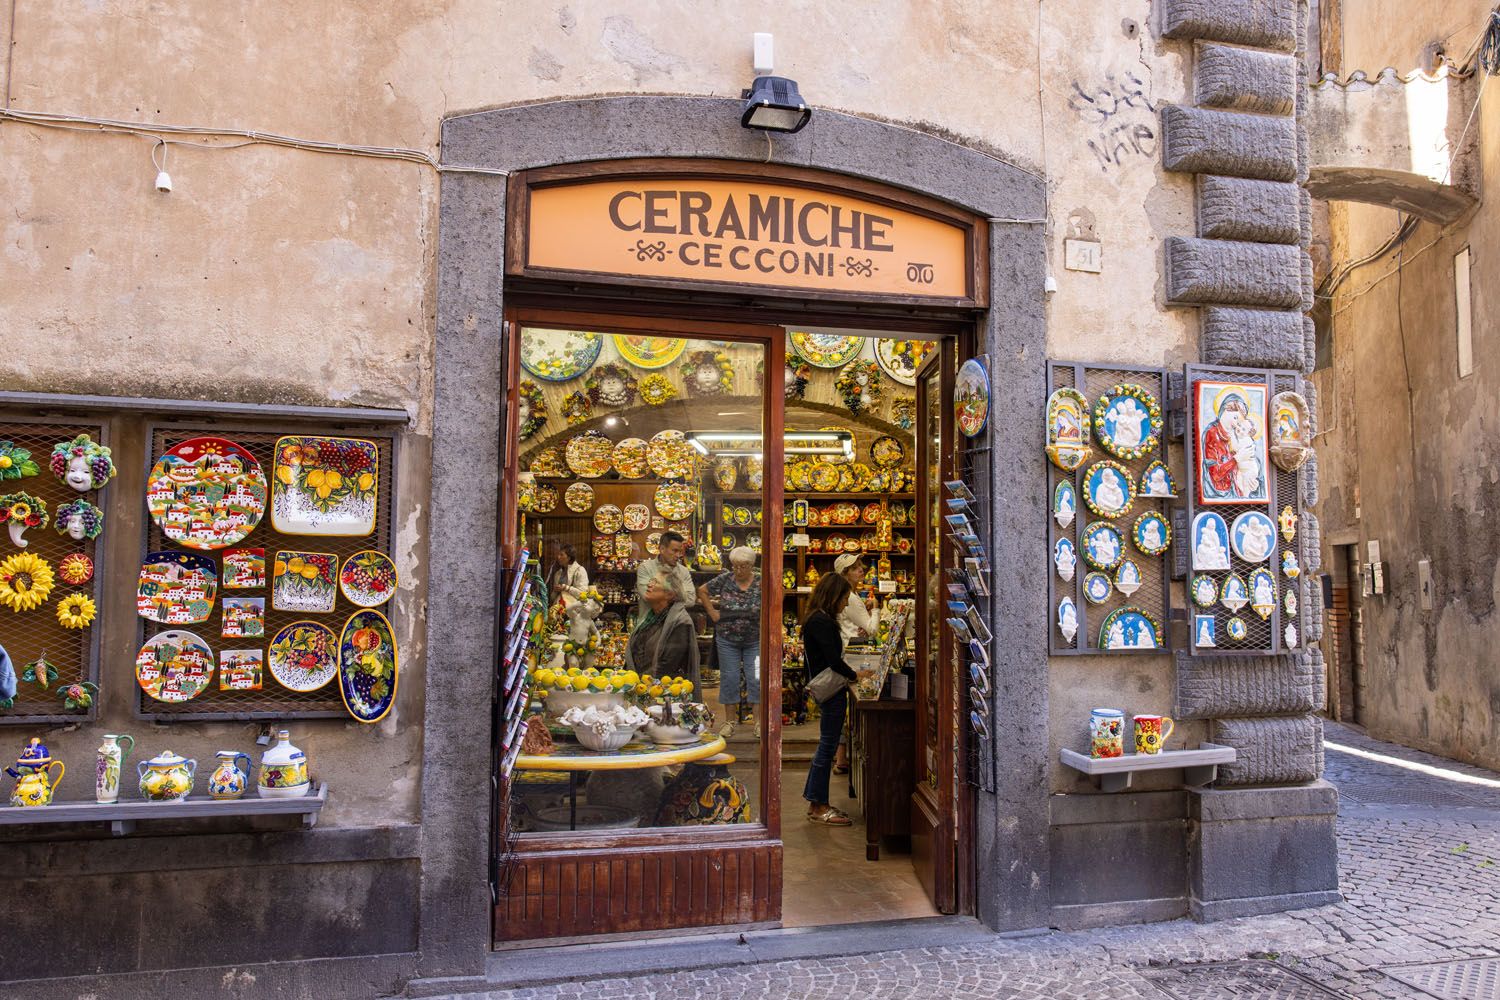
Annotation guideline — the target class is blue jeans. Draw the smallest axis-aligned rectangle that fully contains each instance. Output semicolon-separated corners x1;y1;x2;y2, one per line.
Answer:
803;688;847;806
715;637;760;704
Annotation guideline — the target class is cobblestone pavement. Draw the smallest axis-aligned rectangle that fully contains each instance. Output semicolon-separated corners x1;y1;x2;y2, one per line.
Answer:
455;722;1500;1000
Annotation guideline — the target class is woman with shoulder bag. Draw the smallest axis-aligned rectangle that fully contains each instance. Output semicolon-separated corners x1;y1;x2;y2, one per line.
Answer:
801;572;857;825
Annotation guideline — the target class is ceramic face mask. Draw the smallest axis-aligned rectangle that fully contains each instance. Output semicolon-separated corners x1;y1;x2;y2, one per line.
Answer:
65;514;87;540
65;454;92;492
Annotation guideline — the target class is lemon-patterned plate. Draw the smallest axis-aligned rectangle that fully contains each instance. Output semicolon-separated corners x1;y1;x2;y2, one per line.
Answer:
790;332;864;368
611;334;687;370
810;462;840;492
520;328;602;382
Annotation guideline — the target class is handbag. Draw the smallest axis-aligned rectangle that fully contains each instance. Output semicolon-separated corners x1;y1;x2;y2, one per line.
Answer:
807;666;847;704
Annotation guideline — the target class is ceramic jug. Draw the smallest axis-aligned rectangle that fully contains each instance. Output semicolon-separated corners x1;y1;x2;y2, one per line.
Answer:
208;750;252;800
95;733;135;804
257;730;310;799
7;737;64;807
137;750;196;802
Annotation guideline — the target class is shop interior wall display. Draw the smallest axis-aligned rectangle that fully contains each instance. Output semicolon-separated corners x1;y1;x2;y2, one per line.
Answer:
0;417;108;725
137;423;398;721
1046;362;1173;655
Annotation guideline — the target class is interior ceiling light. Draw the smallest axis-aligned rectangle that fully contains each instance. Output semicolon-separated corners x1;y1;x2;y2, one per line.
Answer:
688;430;851;456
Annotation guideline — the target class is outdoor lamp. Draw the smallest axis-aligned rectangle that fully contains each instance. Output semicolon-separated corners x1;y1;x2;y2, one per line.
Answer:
740;76;812;133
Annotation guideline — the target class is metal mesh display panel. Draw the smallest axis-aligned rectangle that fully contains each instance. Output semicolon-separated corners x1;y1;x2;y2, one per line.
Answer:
0;418;108;725
1047;362;1173;655
1182;365;1301;657
136;423;396;721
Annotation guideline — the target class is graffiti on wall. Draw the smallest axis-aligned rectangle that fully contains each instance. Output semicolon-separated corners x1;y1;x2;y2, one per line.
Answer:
1067;72;1157;173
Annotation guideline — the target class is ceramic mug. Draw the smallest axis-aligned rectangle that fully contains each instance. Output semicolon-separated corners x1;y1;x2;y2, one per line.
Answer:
1134;714;1175;755
1089;708;1125;759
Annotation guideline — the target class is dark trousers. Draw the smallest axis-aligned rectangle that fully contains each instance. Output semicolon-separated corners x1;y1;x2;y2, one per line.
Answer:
802;688;848;806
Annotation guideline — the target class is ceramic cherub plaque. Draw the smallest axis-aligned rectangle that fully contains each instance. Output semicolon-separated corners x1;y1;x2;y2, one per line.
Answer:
1231;511;1277;563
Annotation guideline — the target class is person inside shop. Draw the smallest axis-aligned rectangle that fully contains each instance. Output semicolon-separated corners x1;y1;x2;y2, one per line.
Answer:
545;542;589;606
802;571;857;826
626;573;701;689
634;530;695;624
831;553;876;775
697;546;762;741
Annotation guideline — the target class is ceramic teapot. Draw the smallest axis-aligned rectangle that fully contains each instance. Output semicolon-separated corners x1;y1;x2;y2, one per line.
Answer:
207;751;252;801
257;730;310;799
7;737;64;807
137;750;196;802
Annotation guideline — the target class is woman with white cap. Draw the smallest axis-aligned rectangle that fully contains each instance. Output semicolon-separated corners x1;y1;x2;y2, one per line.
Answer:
698;546;763;739
830;553;876;774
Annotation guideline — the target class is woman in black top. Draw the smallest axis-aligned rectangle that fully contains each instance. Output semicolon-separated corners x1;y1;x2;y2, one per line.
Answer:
802;572;857;825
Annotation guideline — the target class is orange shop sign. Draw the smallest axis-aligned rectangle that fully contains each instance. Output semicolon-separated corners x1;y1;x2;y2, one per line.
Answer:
519;177;975;300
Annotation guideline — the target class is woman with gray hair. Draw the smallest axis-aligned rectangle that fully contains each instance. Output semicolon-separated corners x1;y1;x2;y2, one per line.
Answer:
627;573;700;689
698;546;762;739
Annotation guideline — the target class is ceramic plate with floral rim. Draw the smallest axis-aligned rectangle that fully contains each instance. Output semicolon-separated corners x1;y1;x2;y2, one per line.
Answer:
954;357;991;438
789;331;864;368
563;482;594;513
1132;511;1171;556
654;481;697;521
1083;571;1112;605
1082;460;1134;519
622;503;650;531
221;547;266;589
1092;384;1162;461
137;551;218;624
520;328;602;382
135;629;214;703
870;435;906;469
647;430;694;479
339;608;399;723
874;339;936;386
611;334;686;370
271;436;378;537
1191;574;1218;608
565;431;614;478
1081;521;1125;571
339;550;398;608
272;551;339;614
593;504;623;534
268;620;339;692
146;436;268;550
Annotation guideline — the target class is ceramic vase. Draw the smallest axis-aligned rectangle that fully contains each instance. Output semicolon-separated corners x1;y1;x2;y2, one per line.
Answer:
95;733;135;804
138;750;196;802
257;730;310;799
208;750;252;800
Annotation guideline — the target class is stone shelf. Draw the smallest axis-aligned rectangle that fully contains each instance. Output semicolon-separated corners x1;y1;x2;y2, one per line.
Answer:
1059;745;1236;793
0;783;327;835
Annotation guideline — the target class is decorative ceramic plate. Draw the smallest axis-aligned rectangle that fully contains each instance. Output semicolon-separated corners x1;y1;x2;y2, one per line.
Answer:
1190;512;1232;571
954;357;991;438
1053;480;1077;529
147;436;268;550
847;462;872;491
1081;521;1125;571
268;620;339;692
622;503;650;531
135;629;214;703
1226;617;1248;642
654;481;696;520
221;597;265;640
339;550;398;608
1220;572;1249;612
1092;384;1162;461
874;339;936;386
222;547;266;589
1279;505;1298;543
1249;567;1277;620
137;551;218;624
565;432;614;478
271;436;378;537
870;435;907;469
615;532;634;558
1083;460;1134;518
647;430;694;479
1230;511;1277;563
532;483;558;514
809;462;839;492
611;334;686;370
645;532;662;555
789;331;863;368
520;328;602;382
1284;586;1298;617
58;552;94;585
788;461;813;491
272;551;339;613
339;608;399;723
1098;607;1161;650
564;482;594;512
1114;559;1143;596
734;506;751;526
1138;460;1177;498
611;438;649;479
593;504;623;534
1191;574;1218;608
1045;387;1092;471
529;447;567;478
1053;537;1076;581
1132;511;1171;556
1083;571;1112;605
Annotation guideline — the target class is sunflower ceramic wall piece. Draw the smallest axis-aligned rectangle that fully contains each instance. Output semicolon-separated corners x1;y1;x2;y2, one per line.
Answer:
0;552;53;611
0;493;48;548
56;593;96;629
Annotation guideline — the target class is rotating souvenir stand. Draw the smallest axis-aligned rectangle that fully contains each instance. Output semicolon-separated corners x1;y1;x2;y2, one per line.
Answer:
1181;365;1303;656
946;461;996;793
1046;362;1173;655
497;548;534;783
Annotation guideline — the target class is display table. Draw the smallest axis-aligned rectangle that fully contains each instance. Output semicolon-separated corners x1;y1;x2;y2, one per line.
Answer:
515;736;726;830
850;700;915;860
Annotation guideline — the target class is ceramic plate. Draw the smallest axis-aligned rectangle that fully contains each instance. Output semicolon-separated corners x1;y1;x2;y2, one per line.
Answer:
811;462;840;492
532;483;558;514
1083;571;1112;605
1083;460;1134;518
271;436;378;537
1098;607;1161;650
954;357;990;438
847;462;872;491
654;481;696;520
137;551;218;624
789;331;863;368
339;550;398;608
870;435;907;469
1132;511;1171;556
734;506;752;526
1092;384;1162;460
565;432;614;478
1230;511;1277;563
614;532;634;558
1191;574;1218;608
1138;460;1177;498
564;482;594;512
339;608;399;723
1045;387;1092;471
268;620;339;692
222;547;266;589
528;447;567;478
611;334;686;370
147;436;268;550
593;504;623;534
135;629;214;703
611;438;649;479
788;461;813;491
1053;480;1077;528
647;430;694;479
646;531;662;555
874;339;935;386
273;551;339;613
1249;567;1277;619
520;328;602;382
622;503;650;531
1081;521;1125;571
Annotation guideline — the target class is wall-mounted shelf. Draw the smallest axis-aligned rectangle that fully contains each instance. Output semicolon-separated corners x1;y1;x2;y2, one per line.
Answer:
0;783;328;836
1059;745;1235;792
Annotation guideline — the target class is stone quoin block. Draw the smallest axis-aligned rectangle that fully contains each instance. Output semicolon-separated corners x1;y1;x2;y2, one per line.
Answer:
1161;105;1298;181
1306;583;1324;642
1300;511;1321;573
1212;714;1323;785
1299;187;1313;248
1175;651;1321;719
1300;378;1318;435
1300;251;1315;317
1200;307;1306;368
1196;44;1298;115
1167;238;1304;308
1197;176;1302;244
1302;450;1319;506
1304;313;1318;373
1160;0;1299;51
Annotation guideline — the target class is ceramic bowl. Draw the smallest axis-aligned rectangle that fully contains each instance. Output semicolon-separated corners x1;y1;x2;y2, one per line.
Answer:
543;688;626;722
573;723;640;752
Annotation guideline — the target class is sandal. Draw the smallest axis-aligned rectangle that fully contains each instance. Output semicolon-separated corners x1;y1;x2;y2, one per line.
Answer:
807;806;851;826
833;763;850;775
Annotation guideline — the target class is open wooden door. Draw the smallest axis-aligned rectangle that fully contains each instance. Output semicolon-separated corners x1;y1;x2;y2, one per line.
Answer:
911;344;958;912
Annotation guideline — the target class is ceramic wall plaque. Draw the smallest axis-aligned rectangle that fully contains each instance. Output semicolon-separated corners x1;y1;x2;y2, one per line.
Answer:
611;438;649;478
1053;537;1077;581
1284;586;1298;616
1114;559;1142;597
1230;511;1276;563
1220;572;1249;612
1284;624;1299;648
268;621;339;692
50;433;115;492
1057;597;1079;642
563;482;594;512
146;437;267;550
1132;511;1171;556
1279;505;1298;543
520;328;602;381
1139;460;1177;498
137;551;218;625
218;649;264;691
517;381;548;440
338;608;399;723
1045;388;1092;471
1081;521;1125;571
1190;512;1232;571
611;334;685;370
221;596;265;639
1083;460;1134;518
1195;381;1269;504
1269;390;1312;471
135;630;214;703
1282;550;1301;578
1083;571;1112;605
1053;480;1077;528
1249;568;1277;619
1092;384;1162;461
1191;574;1218;608
789;331;863;368
271;436;378;537
564;432;613;478
646;430;695;478
272;551;338;614
1099;607;1160;650
339;550;397;608
1226;617;1248;641
593;504;623;534
870;435;906;469
222;547;266;589
875;339;935;386
954;357;991;438
1193;614;1216;648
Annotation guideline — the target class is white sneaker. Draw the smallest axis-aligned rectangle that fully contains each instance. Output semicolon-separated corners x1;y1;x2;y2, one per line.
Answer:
754;723;762;740
718;722;735;739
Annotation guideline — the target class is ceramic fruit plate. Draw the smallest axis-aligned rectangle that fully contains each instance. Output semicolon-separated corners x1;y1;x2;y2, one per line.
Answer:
1132;511;1171;556
563;482;594;512
1191;574;1218;608
1092;383;1162;461
789;331;863;368
339;550;398;608
520;328;602;382
647;430;694;479
593;504;623;534
1250;567;1277;620
954;357;990;438
1098;607;1161;650
810;462;840;492
1053;480;1077;529
1083;571;1112;605
611;334;686;370
1045;387;1092;471
1081;521;1125;571
1139;460;1177;498
846;462;873;491
622;503;650;531
136;629;215;703
734;506;752;526
339;608;399;723
611;438;649;479
532;483;558;514
1230;511;1277;563
137;551;218;625
271;436;378;537
268;620;339;692
565;432;614;478
654;481;697;521
221;596;266;639
870;435;907;469
146;436;268;550
1114;559;1143;596
529;447;568;478
1083;460;1134;518
222;547;266;589
787;461;813;492
272;551;339;614
874;339;936;386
